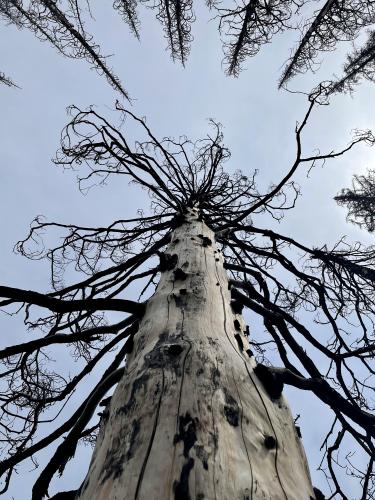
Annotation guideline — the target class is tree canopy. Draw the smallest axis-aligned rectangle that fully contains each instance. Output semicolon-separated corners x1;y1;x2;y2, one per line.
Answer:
335;170;375;232
3;1;375;95
0;88;374;498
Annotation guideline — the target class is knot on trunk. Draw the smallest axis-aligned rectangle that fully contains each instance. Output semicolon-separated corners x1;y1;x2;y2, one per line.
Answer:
197;234;212;247
254;363;284;400
230;298;244;314
173;268;188;281
173;213;188;227
264;435;276;449
144;334;185;370
173;292;187;309
158;252;178;271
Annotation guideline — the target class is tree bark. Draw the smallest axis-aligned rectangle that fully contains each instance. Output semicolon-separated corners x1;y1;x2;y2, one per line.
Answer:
77;207;315;500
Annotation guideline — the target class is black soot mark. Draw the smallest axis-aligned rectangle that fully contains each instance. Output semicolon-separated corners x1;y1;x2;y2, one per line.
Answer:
234;333;244;351
126;419;140;460
173;413;198;500
174;413;197;457
223;389;239;427
230;299;244;314
173;457;195;500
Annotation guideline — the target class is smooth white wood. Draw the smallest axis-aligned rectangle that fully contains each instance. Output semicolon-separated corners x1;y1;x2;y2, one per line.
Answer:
77;208;315;500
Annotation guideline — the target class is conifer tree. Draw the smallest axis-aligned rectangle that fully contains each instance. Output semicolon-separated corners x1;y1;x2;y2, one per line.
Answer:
3;1;375;95
0;90;374;499
335;169;375;232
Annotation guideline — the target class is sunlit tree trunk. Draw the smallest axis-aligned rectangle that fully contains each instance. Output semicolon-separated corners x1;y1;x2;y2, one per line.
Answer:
77;207;315;500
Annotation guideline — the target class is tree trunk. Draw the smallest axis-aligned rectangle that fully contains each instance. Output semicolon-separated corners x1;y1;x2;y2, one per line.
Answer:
77;207;315;500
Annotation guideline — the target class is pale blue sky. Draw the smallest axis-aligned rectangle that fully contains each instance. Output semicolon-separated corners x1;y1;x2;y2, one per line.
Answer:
0;3;374;498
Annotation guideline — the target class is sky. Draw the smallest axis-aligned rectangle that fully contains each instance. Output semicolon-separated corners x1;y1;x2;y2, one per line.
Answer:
0;2;375;498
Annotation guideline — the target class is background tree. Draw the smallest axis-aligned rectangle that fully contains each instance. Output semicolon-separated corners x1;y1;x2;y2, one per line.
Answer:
0;71;17;88
3;1;375;95
335;169;375;232
279;1;375;86
0;0;129;98
0;88;374;498
330;29;375;94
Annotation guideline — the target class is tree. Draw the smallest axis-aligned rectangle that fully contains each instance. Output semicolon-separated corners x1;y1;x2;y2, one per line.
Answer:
0;0;129;98
3;1;375;95
0;85;374;499
335;169;375;232
0;71;18;88
279;0;375;87
330;29;375;94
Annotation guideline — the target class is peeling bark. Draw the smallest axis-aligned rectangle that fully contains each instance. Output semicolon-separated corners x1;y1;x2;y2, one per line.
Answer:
77;208;315;500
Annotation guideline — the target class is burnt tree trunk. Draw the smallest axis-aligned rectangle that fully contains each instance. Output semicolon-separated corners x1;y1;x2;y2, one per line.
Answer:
77;207;315;499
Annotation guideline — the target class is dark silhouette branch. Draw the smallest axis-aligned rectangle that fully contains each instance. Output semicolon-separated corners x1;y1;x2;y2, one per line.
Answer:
0;96;374;498
0;286;144;315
